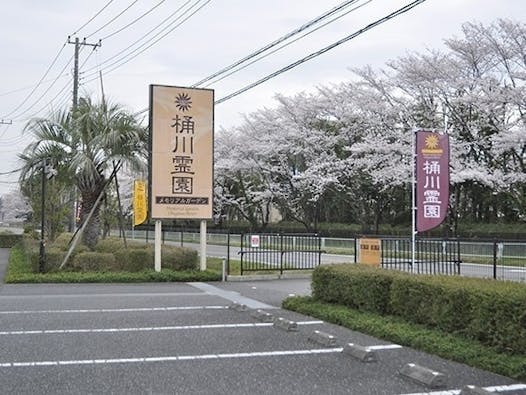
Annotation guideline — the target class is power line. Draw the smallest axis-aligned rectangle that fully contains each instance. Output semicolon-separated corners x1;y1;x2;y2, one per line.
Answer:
83;0;212;83
81;0;196;76
133;0;370;116
71;0;115;36
202;0;372;88
101;0;168;41
85;0;139;39
193;0;364;87
215;0;427;105
0;42;68;119
11;51;77;122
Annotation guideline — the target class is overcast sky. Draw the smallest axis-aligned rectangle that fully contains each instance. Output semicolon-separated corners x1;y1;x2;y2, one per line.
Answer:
0;0;524;195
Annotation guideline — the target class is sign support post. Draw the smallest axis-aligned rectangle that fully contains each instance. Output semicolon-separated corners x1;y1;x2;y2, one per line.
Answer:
155;220;162;272
200;220;207;271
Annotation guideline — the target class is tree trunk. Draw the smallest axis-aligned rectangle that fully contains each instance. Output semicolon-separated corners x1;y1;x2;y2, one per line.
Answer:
80;187;104;249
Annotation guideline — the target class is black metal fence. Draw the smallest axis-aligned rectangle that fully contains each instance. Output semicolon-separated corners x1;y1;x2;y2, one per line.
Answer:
380;237;461;275
239;233;323;275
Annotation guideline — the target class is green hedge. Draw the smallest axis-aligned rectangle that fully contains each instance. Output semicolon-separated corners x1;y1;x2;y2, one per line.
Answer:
162;245;198;271
72;252;116;271
114;248;153;272
312;264;526;355
0;234;23;248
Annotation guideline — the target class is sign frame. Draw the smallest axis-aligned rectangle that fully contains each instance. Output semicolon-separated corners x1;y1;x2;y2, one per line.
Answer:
148;84;214;220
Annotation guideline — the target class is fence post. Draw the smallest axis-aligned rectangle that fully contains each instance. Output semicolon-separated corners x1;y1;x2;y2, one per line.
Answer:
240;233;244;276
227;231;230;275
280;234;284;275
317;234;322;267
354;237;357;264
456;239;461;275
493;239;498;280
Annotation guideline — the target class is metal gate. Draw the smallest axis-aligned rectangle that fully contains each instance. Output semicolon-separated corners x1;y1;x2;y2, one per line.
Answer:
381;237;461;275
239;233;323;275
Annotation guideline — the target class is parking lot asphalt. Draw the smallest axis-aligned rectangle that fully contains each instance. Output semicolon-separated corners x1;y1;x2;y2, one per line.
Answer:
0;249;524;394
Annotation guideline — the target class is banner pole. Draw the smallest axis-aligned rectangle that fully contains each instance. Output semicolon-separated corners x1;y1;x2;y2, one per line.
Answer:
411;129;417;272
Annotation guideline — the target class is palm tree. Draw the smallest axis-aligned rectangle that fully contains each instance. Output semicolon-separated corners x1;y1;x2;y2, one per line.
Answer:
19;97;147;249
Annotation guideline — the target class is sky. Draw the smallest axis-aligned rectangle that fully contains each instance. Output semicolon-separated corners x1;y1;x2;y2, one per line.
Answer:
0;0;524;196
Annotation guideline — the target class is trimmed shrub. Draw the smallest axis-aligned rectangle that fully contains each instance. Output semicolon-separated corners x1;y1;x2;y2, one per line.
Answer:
72;252;116;272
0;233;23;248
94;237;151;253
94;237;127;253
114;248;153;272
312;264;393;314
312;264;526;355
161;246;198;271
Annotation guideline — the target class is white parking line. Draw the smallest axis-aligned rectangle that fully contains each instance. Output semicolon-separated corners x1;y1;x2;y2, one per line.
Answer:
399;383;526;395
0;305;229;315
0;348;342;368
0;320;324;335
0;292;208;300
367;344;403;350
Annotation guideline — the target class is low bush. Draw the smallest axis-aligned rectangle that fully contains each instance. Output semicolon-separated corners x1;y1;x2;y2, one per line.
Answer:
312;264;526;355
0;233;23;248
284;296;526;380
162;246;198;271
72;252;116;272
114;248;153;272
312;265;394;314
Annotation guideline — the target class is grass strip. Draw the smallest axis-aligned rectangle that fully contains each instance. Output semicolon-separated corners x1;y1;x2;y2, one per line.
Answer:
283;296;526;381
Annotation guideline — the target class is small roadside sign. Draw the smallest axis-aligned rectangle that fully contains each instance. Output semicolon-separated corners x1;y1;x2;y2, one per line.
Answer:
359;238;381;266
250;235;260;248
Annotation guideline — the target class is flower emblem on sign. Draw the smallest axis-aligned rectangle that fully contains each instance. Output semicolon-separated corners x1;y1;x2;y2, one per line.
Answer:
175;93;192;112
425;134;439;150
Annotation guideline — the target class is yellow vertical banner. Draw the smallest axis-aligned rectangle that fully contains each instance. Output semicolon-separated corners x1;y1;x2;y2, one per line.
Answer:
133;180;147;226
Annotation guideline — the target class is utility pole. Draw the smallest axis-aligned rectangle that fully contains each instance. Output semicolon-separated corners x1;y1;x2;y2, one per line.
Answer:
66;36;101;232
67;36;101;110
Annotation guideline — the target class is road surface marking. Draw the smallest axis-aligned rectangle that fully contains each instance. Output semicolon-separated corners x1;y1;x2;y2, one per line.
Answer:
0;320;324;336
0;292;207;300
400;383;526;394
189;282;276;309
0;305;228;315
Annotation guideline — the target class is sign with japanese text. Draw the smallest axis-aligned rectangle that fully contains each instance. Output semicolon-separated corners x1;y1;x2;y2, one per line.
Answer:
133;180;147;226
149;85;214;219
416;131;449;232
250;235;260;248
358;238;381;266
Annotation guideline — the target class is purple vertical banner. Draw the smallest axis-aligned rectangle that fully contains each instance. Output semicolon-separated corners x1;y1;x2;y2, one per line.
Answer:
416;131;449;233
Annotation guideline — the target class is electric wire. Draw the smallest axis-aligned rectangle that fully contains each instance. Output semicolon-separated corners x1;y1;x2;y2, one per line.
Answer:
215;0;427;104
83;0;212;83
193;0;363;87
11;50;77;122
202;0;372;88
101;0;168;41
0;42;68;119
85;0;139;39
133;0;369;116
81;0;195;75
71;0;115;36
